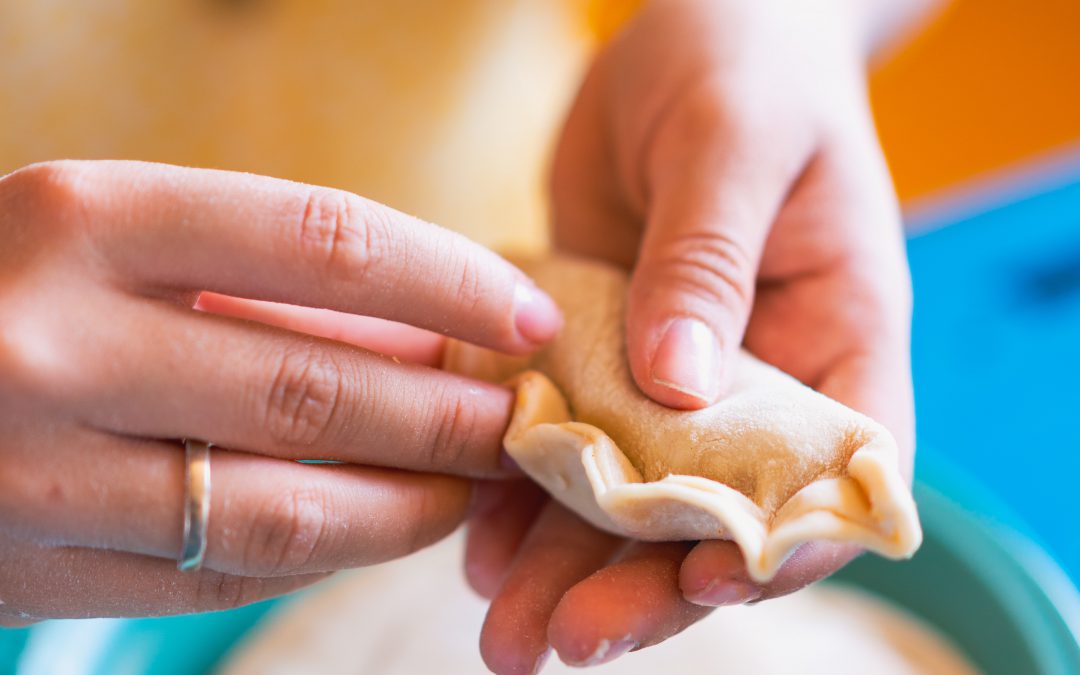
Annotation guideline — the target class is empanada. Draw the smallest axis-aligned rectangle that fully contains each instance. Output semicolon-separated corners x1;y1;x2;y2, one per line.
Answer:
445;255;921;582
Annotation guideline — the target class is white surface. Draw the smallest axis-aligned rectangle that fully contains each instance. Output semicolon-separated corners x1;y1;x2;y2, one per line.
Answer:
220;535;977;675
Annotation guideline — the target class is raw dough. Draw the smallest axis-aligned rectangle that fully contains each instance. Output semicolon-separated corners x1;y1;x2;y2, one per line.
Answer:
444;255;922;581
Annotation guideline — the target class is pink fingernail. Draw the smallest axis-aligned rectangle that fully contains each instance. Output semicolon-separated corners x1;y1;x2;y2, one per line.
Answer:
650;318;721;404
580;639;637;667
687;578;762;607
514;282;562;345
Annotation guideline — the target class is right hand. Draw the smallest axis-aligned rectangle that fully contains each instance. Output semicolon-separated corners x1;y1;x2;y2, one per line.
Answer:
466;0;922;669
0;160;561;626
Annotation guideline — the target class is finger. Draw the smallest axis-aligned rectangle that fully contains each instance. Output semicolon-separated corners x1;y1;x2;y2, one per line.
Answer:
754;541;862;600
6;160;561;353
479;503;623;675
677;140;912;605
627;87;816;409
548;542;709;667
0;616;39;629
0;433;472;578
64;301;516;478
197;292;445;366
679;539;861;606
0;532;326;620
464;479;547;599
679;287;905;606
747;139;915;459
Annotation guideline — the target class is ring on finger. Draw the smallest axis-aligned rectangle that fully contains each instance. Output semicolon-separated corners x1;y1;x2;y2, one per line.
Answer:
179;439;212;572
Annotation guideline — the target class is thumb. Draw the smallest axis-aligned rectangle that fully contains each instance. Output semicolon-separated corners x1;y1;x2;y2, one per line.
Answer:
626;100;809;409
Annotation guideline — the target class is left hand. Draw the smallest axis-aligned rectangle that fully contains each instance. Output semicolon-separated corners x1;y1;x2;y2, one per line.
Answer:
467;0;925;670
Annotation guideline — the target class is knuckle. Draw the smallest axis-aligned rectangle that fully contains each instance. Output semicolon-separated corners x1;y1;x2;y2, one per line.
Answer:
644;229;756;311
676;82;730;137
686;77;779;142
449;248;488;319
1;160;96;228
0;457;51;534
0;316;78;406
241;489;331;576
426;390;481;472
297;189;390;281
0;324;31;402
0;457;24;525
662;78;759;150
653;80;808;187
194;570;263;611
263;345;344;449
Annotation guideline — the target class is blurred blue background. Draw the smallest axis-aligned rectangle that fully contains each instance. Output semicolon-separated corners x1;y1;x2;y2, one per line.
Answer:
908;158;1080;585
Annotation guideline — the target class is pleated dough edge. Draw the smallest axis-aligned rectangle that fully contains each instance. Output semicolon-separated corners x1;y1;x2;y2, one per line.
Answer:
503;371;923;583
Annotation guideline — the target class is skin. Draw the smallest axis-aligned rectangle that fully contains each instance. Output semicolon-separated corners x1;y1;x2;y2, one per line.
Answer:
469;0;939;671
0;159;564;624
0;0;938;668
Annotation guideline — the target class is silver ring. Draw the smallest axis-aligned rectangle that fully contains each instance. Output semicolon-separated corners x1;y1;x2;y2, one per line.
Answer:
179;439;212;572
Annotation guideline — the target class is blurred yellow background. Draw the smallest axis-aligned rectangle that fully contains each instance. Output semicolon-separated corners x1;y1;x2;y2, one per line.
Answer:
2;0;1078;242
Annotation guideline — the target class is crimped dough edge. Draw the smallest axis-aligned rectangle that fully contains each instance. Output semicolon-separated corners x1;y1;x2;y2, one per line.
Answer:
504;370;923;583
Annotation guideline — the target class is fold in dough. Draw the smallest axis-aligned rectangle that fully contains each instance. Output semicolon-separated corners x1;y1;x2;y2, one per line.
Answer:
444;255;922;582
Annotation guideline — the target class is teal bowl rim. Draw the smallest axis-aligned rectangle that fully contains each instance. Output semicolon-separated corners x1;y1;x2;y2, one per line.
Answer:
867;483;1080;673
828;450;1079;674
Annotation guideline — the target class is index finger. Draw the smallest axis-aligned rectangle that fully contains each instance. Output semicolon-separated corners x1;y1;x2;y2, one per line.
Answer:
12;160;561;354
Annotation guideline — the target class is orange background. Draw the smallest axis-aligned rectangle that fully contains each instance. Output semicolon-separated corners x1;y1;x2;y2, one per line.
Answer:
871;0;1080;201
589;0;1080;202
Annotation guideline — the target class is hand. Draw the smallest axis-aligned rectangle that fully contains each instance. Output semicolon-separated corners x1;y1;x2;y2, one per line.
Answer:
470;0;920;670
0;159;562;625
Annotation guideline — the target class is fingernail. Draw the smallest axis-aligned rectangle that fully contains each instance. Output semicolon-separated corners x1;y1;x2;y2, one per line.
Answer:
686;578;762;607
514;282;562;345
577;639;637;667
650;318;721;403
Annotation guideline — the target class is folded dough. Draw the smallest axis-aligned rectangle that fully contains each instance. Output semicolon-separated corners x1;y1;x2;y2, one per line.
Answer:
444;255;921;582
